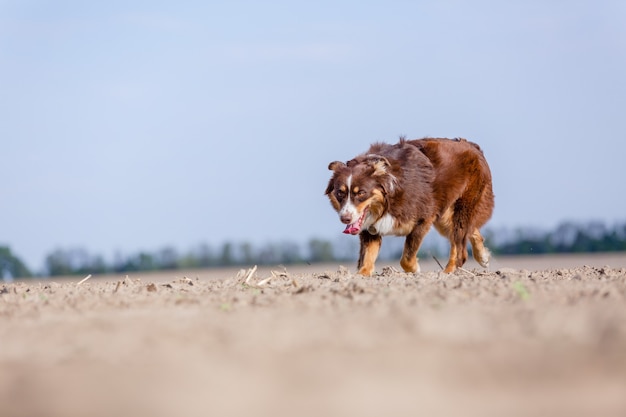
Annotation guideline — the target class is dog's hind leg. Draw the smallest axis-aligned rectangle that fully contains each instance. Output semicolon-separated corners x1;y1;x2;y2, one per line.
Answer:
443;235;469;273
433;207;460;273
357;231;382;276
470;228;491;268
442;199;472;273
445;174;494;273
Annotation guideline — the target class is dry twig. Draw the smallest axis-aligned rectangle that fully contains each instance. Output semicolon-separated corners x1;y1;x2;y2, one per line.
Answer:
457;267;477;277
244;265;258;285
77;274;92;285
433;256;444;271
432;256;476;276
257;273;274;287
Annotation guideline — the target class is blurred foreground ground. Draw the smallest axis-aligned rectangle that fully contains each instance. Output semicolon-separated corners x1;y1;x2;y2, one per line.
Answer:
1;253;626;417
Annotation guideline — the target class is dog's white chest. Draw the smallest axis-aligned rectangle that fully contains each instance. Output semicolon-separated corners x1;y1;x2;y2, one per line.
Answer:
367;213;414;236
368;213;397;235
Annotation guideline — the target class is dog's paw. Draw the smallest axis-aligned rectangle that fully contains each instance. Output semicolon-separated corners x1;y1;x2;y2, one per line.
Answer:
357;266;375;277
400;257;420;274
476;248;491;268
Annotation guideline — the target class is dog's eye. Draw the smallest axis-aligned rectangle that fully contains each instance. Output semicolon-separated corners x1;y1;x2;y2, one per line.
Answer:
356;190;367;200
335;190;346;200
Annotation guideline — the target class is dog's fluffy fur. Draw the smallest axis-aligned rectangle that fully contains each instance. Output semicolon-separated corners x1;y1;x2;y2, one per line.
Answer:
325;137;494;275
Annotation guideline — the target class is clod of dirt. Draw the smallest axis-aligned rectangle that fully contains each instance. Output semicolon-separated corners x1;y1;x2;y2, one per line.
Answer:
337;265;351;276
292;284;313;295
180;277;194;286
146;283;158;292
380;266;400;276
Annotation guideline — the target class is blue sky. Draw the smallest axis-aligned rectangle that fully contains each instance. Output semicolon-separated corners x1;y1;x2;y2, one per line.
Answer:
2;0;625;270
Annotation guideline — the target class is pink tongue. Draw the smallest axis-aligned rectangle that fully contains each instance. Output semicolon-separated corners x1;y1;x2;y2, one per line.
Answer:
343;224;360;235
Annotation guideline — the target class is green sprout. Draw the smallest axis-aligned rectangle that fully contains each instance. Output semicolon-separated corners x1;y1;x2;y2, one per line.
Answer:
512;281;530;301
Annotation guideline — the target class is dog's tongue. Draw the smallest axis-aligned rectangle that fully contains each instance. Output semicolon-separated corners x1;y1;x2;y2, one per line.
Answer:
342;209;367;235
343;224;360;235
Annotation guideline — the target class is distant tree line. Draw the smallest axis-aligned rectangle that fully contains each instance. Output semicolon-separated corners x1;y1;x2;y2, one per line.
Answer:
38;238;349;277
491;221;626;255
0;246;31;280
2;220;625;279
40;239;337;277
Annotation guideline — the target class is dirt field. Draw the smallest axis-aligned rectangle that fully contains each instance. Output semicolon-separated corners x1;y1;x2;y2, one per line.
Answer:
1;253;626;417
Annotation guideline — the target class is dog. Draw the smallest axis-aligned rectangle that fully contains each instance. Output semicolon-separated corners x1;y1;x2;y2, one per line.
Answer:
325;137;494;276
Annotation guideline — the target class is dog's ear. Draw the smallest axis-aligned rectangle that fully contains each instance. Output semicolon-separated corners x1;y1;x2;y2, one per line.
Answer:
325;179;334;195
364;154;391;177
328;161;346;172
365;154;397;194
326;161;344;195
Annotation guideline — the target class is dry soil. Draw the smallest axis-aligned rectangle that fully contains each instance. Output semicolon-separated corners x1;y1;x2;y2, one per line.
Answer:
1;253;626;417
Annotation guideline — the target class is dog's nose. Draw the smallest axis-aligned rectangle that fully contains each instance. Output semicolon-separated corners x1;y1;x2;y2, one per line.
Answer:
340;213;352;224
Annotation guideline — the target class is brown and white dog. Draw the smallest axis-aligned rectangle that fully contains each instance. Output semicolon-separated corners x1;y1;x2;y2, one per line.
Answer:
325;137;494;276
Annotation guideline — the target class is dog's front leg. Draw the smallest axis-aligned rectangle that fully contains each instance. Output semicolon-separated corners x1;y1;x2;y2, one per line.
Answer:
357;231;382;276
400;219;433;274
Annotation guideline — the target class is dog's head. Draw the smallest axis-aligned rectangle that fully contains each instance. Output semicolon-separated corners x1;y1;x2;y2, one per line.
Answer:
325;154;397;235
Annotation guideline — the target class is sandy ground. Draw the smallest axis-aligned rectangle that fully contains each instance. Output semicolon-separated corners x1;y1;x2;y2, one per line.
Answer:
1;253;626;417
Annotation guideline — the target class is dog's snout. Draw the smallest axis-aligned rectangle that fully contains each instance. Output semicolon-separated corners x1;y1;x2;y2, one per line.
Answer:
340;213;352;224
